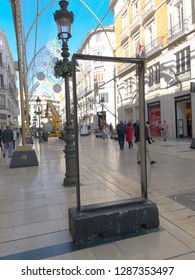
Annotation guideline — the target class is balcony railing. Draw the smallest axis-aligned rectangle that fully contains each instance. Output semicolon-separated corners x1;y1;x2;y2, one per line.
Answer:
142;0;156;24
145;37;163;56
130;14;141;34
168;20;189;43
0;62;6;68
0;84;8;91
120;26;129;43
117;62;135;75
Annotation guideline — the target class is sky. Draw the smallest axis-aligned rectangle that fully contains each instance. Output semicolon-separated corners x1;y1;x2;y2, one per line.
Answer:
0;0;114;99
0;0;114;100
0;0;114;62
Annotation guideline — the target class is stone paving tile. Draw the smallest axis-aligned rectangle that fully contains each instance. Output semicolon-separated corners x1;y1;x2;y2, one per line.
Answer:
115;231;192;260
0;137;194;260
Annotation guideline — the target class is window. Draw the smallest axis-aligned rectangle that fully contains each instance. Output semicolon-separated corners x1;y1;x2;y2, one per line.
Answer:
122;10;128;31
176;1;184;29
132;0;140;20
125;78;133;95
93;48;103;56
148;63;160;86
96;33;101;42
145;20;156;50
94;70;104;83
100;92;108;103
176;47;190;75
94;69;105;94
192;0;195;24
122;43;129;57
0;52;2;66
0;74;4;88
169;1;184;35
0;95;6;109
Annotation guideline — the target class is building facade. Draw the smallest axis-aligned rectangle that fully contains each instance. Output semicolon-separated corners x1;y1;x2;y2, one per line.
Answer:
110;0;195;138
76;26;116;130
0;28;19;128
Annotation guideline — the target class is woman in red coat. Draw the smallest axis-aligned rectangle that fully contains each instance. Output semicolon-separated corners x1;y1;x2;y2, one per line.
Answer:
126;122;134;149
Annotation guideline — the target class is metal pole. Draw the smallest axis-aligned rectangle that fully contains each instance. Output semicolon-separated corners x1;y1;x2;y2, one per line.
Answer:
38;111;42;143
10;0;26;146
72;55;81;211
138;60;148;199
61;40;76;186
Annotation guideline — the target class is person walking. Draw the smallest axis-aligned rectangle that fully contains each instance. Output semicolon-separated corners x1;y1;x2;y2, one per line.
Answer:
12;128;17;150
126;122;134;149
109;123;113;133
0;127;3;152
2;125;13;158
146;121;154;144
134;120;156;165
160;120;168;141
116;120;126;150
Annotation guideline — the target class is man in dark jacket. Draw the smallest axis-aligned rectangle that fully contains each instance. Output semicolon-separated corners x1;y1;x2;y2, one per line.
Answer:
2;125;13;157
134;120;156;165
116;120;126;150
0;128;3;151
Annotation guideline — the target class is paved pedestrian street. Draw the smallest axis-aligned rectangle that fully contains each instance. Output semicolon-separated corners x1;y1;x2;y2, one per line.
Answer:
0;135;195;260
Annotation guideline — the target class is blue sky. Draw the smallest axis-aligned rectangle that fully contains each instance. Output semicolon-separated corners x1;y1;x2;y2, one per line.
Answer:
0;0;114;63
0;1;114;99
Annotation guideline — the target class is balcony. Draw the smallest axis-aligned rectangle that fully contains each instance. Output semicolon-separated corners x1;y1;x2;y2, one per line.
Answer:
0;62;6;69
142;0;156;24
117;62;135;76
168;20;189;44
145;37;164;57
130;14;141;34
120;26;129;44
0;84;8;92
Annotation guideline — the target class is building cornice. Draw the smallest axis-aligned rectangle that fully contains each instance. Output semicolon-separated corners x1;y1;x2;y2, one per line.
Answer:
77;26;114;54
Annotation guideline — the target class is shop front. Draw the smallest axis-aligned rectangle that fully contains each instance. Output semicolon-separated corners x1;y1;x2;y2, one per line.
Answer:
147;101;161;137
175;94;192;138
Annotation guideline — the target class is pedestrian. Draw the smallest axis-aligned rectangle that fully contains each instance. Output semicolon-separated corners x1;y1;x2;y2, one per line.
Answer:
126;122;134;149
102;126;109;139
109;123;113;133
160;120;168;141
134;120;156;165
146;121;154;144
12;128;17;150
16;127;20;139
116;120;126;150
0;127;3;152
2;125;13;158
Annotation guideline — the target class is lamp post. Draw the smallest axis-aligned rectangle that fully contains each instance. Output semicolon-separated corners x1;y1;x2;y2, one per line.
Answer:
36;96;42;143
54;0;76;186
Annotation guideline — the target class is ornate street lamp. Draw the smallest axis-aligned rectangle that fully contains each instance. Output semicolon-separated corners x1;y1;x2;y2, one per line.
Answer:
54;0;76;186
35;96;42;143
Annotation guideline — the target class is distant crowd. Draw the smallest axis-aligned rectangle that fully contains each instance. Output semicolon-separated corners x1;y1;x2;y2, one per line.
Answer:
0;125;21;158
115;119;168;165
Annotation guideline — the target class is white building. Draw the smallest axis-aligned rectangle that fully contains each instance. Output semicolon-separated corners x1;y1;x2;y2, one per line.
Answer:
110;0;195;139
0;28;19;128
76;26;117;129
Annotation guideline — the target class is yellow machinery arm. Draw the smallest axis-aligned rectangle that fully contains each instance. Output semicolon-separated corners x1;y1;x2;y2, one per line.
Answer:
42;100;65;141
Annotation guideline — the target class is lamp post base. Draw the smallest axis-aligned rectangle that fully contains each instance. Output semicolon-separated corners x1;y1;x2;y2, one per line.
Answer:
10;145;39;168
63;176;76;186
